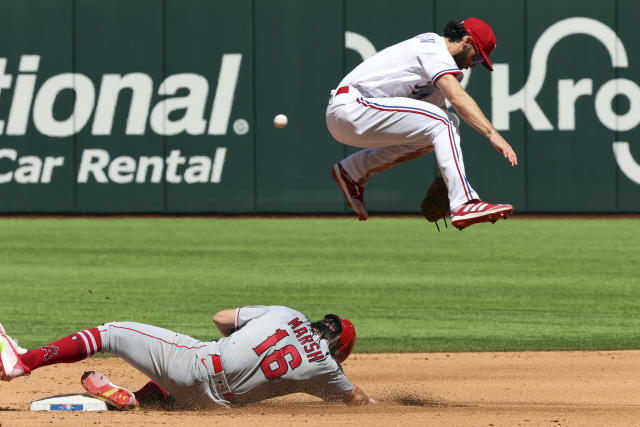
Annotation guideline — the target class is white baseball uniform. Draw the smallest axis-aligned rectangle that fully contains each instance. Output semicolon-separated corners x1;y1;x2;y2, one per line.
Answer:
326;33;478;210
99;305;353;408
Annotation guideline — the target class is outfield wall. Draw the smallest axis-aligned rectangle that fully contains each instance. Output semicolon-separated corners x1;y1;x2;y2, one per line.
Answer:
0;0;639;214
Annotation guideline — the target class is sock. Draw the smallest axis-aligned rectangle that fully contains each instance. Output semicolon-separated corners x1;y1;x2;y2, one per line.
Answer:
20;328;102;372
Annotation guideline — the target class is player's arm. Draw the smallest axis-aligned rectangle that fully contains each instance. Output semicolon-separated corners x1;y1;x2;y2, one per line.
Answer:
343;385;374;405
436;74;518;167
212;309;236;337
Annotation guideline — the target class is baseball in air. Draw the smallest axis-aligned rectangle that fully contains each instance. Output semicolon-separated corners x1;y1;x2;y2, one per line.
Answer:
274;114;288;128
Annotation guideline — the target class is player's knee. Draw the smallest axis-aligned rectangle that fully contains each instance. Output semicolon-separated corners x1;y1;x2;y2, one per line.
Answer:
446;112;460;130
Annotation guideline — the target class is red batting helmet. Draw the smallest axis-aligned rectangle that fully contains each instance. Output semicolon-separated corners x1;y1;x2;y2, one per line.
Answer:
335;316;356;363
324;314;356;363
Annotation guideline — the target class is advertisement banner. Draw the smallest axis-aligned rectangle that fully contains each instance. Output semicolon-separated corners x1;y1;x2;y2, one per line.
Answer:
0;0;638;214
0;0;74;212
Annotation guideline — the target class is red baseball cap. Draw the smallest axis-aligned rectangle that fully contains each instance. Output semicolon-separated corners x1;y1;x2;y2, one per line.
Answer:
462;17;496;71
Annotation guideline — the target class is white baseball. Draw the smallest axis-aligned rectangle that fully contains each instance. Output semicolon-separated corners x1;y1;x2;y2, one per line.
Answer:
274;114;288;128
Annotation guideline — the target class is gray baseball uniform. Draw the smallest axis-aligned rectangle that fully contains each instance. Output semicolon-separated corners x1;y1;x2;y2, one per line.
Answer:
98;305;354;408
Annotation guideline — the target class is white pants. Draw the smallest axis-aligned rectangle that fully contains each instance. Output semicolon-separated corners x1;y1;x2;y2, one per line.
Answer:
326;87;478;210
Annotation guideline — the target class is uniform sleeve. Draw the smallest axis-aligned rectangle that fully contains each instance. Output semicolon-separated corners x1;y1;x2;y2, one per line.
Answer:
306;361;355;401
414;34;462;88
235;305;291;331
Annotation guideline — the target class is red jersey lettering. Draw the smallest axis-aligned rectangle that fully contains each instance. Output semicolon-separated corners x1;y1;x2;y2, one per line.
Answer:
299;335;314;345
293;327;308;339
287;317;303;330
307;350;325;363
304;342;320;353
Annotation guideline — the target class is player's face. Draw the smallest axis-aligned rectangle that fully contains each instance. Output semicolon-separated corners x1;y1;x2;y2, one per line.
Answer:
470;46;485;68
454;41;483;70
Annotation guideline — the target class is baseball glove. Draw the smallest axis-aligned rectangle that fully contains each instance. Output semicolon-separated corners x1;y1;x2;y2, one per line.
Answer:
420;176;450;222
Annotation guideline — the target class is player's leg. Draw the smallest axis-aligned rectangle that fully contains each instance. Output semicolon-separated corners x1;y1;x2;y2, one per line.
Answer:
428;111;478;209
98;321;213;406
1;323;102;380
328;96;439;219
432;111;513;229
328;96;512;227
339;144;433;187
328;96;476;208
0;322;141;408
1;321;211;407
330;161;369;220
331;143;434;220
0;322;139;408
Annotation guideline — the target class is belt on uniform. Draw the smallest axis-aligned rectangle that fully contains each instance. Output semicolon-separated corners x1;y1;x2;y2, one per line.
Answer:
201;354;234;403
335;86;350;96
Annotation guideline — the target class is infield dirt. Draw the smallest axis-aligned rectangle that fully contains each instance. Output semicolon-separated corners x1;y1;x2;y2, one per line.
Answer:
1;351;639;426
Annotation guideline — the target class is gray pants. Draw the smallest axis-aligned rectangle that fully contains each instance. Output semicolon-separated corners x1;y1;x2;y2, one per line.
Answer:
99;322;228;408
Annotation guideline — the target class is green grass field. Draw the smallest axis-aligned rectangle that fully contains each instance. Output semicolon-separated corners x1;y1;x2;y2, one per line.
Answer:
1;216;639;353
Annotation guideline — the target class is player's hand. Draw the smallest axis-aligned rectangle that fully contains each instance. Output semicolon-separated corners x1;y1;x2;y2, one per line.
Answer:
489;133;518;166
345;386;372;405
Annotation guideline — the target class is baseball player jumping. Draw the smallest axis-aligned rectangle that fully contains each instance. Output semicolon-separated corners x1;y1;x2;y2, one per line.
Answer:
327;18;518;230
0;306;372;408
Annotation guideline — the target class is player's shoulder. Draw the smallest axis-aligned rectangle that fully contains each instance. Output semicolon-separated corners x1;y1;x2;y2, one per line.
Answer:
240;305;294;313
414;32;442;44
237;305;305;323
270;305;304;315
260;305;310;322
411;33;448;52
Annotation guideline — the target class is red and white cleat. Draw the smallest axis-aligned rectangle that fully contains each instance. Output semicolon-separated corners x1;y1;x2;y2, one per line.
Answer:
0;323;30;381
450;200;513;230
331;163;368;221
81;371;139;410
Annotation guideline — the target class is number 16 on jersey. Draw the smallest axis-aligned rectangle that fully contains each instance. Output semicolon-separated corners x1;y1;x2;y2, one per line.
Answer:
253;329;302;379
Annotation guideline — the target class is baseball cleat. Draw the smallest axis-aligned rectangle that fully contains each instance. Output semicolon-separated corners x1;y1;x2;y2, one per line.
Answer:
0;323;31;381
331;163;368;220
450;200;513;230
81;371;139;410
